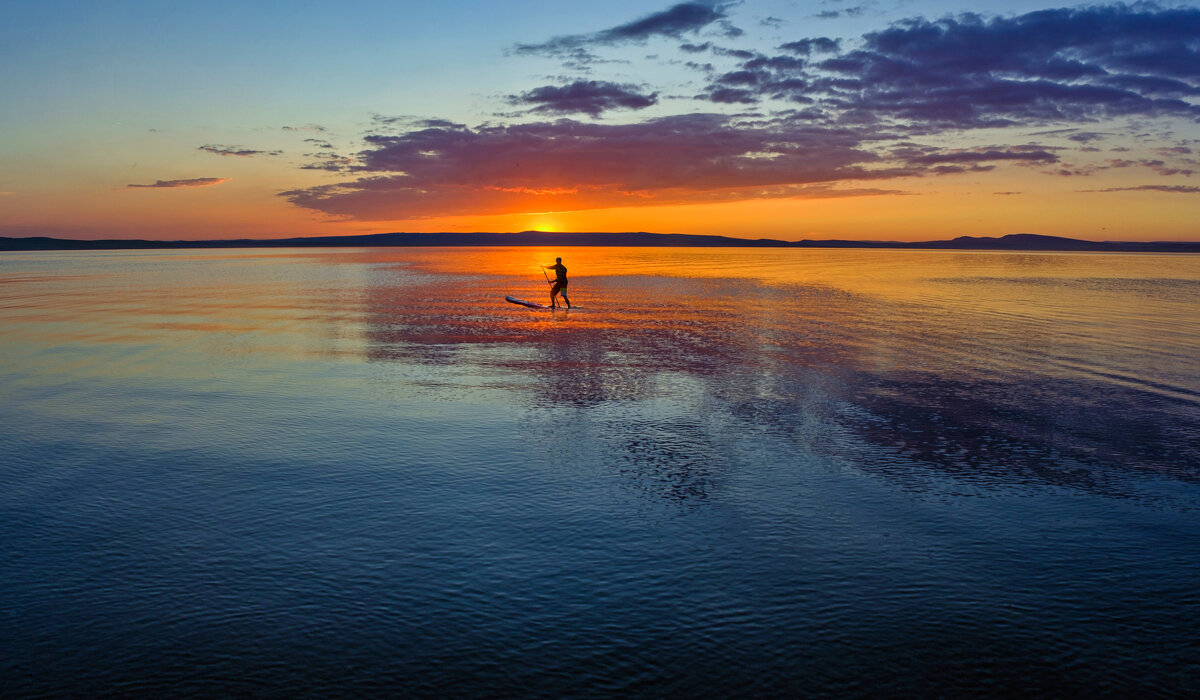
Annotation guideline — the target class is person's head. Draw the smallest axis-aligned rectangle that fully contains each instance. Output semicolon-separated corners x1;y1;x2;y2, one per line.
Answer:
556;257;562;263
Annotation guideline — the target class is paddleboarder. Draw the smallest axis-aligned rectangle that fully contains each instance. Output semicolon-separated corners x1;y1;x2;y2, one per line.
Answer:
543;257;570;309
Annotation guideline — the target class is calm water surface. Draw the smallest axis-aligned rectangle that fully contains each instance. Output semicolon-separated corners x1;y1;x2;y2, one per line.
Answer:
2;247;1198;697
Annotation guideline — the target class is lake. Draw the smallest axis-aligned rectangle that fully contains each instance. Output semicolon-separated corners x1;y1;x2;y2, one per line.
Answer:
2;246;1198;696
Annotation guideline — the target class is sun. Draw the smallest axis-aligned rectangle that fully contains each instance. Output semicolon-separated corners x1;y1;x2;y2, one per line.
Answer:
525;215;559;232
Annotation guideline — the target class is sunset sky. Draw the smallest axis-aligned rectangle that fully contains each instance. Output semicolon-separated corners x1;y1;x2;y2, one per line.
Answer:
2;0;1198;241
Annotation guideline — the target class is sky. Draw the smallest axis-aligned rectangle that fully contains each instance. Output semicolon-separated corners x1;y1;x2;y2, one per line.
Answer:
1;0;1199;242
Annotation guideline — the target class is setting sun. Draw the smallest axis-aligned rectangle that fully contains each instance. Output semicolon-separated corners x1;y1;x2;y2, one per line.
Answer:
524;216;560;233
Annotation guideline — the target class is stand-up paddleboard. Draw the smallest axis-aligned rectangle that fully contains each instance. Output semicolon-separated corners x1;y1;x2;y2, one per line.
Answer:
506;295;552;309
506;295;578;310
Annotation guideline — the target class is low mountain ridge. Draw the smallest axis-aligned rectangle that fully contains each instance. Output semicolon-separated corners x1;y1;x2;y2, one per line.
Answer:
2;231;1197;252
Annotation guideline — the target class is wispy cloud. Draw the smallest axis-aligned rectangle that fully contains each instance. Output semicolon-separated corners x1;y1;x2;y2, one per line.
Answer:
1103;158;1195;176
126;178;230;189
896;146;1060;166
1083;185;1200;194
814;6;867;20
198;144;282;157
300;155;356;172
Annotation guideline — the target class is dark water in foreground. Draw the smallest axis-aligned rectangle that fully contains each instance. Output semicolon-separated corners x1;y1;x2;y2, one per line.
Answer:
2;247;1198;697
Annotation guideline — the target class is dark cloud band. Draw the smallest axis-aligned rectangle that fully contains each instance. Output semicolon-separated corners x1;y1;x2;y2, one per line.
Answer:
514;1;736;57
508;80;658;117
280;114;904;219
697;5;1200;130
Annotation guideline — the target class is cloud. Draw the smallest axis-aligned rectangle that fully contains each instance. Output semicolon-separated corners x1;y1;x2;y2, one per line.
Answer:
507;80;658;117
275;4;1200;223
280;114;906;220
514;2;736;57
696;5;1200;129
126;178;229;189
896;146;1060;167
1101;157;1195;176
703;87;760;104
301;155;356;172
198;144;282;157
282;124;327;133
778;38;839;55
600;1;732;41
713;46;757;59
815;7;867;20
1083;185;1200;193
1142;160;1194;176
367;116;470;136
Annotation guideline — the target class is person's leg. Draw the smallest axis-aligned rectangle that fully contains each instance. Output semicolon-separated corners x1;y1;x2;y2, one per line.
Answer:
563;291;571;308
550;283;560;307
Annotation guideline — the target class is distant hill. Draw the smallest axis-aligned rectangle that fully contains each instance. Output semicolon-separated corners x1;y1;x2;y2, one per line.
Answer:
2;231;1197;252
795;233;1200;252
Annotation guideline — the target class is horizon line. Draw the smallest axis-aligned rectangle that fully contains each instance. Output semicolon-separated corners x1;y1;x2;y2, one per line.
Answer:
3;230;1199;253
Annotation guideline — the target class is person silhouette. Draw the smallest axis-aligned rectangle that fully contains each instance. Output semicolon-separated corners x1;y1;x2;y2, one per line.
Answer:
543;257;570;309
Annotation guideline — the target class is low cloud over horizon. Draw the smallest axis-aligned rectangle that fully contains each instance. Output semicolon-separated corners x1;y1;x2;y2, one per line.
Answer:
1084;184;1200;194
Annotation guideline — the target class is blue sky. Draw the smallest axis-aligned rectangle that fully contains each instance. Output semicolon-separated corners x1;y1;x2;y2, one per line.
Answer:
2;0;1198;240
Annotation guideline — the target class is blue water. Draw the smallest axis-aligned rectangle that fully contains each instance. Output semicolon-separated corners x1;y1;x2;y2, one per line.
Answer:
2;247;1198;697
